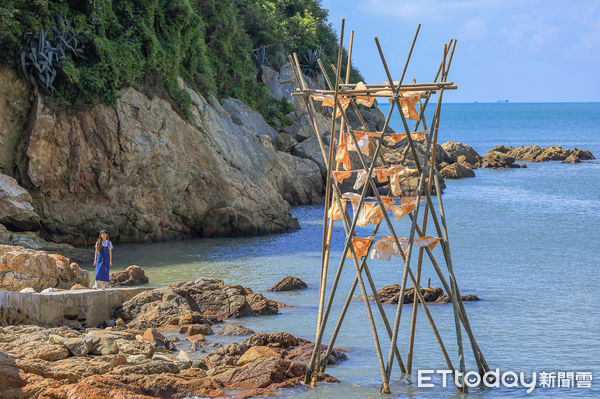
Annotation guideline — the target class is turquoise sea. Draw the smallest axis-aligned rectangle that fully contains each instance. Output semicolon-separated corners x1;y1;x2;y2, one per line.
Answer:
112;103;600;398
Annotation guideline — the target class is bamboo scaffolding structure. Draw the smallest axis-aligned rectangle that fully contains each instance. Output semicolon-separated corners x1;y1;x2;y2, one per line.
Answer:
304;34;460;393
301;37;458;391
315;42;454;375
290;20;490;395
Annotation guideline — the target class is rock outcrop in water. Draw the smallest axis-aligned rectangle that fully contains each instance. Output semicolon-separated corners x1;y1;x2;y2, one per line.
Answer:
370;284;480;305
115;278;281;329
0;325;344;399
268;276;307;292
109;265;149;287
0;245;89;291
482;145;595;168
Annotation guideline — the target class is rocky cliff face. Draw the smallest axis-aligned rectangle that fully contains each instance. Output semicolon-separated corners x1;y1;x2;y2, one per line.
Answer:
1;69;323;245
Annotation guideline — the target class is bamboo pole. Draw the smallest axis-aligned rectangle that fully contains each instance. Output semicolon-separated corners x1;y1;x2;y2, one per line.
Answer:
307;17;345;387
406;41;451;374
313;28;356;379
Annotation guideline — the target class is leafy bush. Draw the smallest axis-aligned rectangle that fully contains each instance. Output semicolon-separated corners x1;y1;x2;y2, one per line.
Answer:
0;0;363;126
20;16;85;93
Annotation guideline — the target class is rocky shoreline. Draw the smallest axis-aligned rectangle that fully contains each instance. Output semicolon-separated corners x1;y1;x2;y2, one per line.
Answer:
0;278;347;398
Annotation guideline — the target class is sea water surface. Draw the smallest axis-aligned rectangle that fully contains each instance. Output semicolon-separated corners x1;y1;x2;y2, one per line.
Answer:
111;103;600;398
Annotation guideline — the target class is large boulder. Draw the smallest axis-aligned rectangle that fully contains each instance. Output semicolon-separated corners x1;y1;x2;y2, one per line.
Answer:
117;278;281;328
13;76;329;244
109;265;148;286
0;66;33;176
439;163;475;179
0;244;89;291
441;142;482;167
0;224;91;263
0;174;40;231
481;149;517;168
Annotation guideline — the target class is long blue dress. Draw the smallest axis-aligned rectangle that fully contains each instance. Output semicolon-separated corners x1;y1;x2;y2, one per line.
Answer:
95;240;113;282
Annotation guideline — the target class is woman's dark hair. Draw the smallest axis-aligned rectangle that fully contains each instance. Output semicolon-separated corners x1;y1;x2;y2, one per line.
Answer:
96;230;110;250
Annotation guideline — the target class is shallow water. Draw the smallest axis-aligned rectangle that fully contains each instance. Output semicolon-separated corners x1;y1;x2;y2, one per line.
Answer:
108;103;599;397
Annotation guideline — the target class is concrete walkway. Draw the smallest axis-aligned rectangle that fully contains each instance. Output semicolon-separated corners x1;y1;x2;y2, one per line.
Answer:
0;287;148;328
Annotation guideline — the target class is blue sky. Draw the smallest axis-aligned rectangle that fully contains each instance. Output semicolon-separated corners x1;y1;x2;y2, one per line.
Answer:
321;0;600;102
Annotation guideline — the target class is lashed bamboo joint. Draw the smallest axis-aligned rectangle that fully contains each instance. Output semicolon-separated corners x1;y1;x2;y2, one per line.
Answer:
288;20;489;395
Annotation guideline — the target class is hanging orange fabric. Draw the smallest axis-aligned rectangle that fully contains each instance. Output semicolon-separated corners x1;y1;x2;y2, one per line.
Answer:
356;202;385;227
355;82;376;107
332;170;352;184
367;196;396;205
346;131;370;156
389;196;423;221
362;130;428;145
353;169;368;190
335;134;352;170
347;236;374;259
310;94;351;119
327;199;347;221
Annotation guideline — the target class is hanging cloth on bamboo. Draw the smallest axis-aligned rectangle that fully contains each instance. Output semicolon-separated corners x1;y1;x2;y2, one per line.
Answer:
396;236;440;255
356;202;386;227
354;82;376;107
388;165;419;196
335;133;352;170
327;199;347;221
353;169;368;190
346;131;370;156
346;236;375;259
310;94;351;119
370;237;396;261
392;92;425;121
370;235;440;260
389;196;424;221
362;130;428;145
332;170;353;184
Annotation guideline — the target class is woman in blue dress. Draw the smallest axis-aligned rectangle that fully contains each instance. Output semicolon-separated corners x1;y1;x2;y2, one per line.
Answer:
93;229;113;289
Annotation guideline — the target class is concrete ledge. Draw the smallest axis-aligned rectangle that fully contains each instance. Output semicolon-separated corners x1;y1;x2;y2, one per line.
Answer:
0;287;148;328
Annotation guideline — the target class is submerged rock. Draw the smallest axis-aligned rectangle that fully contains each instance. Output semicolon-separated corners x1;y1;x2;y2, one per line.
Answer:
109;265;148;287
370;284;481;305
268;276;308;292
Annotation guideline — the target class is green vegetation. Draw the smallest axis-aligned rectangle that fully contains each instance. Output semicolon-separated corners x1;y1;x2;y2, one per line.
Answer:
0;0;362;126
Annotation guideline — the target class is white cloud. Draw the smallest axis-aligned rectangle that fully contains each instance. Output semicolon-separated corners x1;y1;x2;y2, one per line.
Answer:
457;18;488;40
500;14;558;50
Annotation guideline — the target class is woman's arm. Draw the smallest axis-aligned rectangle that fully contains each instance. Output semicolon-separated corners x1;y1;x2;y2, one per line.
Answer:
94;246;98;266
109;247;112;267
